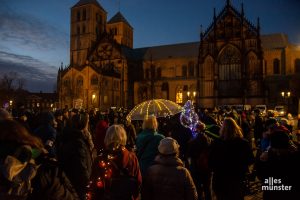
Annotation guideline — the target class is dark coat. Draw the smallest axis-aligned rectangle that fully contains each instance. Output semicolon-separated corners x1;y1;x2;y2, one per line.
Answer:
28;155;80;200
257;146;300;200
0;141;79;200
57;127;93;200
142;155;198;200
209;137;254;200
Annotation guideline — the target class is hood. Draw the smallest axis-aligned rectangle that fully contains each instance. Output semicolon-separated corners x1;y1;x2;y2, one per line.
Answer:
154;154;184;167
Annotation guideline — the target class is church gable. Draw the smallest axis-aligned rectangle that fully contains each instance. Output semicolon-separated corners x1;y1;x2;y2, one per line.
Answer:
203;2;258;42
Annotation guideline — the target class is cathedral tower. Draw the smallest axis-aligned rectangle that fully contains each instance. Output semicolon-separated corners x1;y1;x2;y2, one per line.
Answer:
70;0;107;66
107;12;133;48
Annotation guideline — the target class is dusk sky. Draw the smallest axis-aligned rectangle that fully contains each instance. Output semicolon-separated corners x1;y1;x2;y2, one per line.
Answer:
0;0;300;92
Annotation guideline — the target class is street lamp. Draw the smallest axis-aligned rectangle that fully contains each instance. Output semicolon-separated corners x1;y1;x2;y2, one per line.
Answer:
281;91;291;114
9;100;13;106
187;91;190;99
92;94;96;107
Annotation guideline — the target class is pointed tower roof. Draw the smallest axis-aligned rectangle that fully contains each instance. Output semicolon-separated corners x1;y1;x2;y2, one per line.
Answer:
107;12;132;28
72;0;106;12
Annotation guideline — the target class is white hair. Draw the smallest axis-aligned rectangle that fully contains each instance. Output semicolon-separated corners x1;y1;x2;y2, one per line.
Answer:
104;124;127;147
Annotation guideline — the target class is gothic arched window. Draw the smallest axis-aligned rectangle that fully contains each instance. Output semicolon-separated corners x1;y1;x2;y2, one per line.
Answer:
156;67;162;79
218;45;242;96
188;61;194;77
295;58;300;73
76;76;83;86
77;10;81;21
83;8;86;20
91;75;98;85
203;56;214;96
182;65;187;77
219;45;241;80
273;59;280;74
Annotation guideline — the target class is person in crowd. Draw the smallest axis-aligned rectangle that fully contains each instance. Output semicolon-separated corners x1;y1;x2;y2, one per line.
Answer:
17;110;32;132
142;137;198;200
88;124;142;200
209;117;254;200
0;108;12;120
123;119;137;152
257;127;300;200
188;121;212;200
57;112;93;200
54;110;65;136
253;109;264;145
136;115;165;176
169;113;194;167
94;115;109;152
0;119;80;200
34;111;57;157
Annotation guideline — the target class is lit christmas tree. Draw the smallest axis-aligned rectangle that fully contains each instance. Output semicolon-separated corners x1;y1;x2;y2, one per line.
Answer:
180;100;199;137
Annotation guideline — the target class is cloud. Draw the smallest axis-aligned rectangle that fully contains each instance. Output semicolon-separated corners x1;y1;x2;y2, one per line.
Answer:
0;6;68;52
0;51;57;92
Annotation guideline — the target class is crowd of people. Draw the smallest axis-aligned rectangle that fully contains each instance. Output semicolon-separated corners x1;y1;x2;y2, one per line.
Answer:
0;106;300;200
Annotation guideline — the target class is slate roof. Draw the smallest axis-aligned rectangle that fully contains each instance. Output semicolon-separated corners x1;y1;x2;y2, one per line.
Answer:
133;42;200;61
72;0;106;12
108;12;132;28
261;33;289;49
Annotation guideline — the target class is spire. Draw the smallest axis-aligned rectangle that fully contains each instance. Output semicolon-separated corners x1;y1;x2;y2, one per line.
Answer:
226;0;231;7
241;3;244;16
213;7;216;21
257;17;260;32
200;25;204;41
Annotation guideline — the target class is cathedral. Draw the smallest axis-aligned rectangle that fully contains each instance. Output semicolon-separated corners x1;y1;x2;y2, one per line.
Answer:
58;0;300;112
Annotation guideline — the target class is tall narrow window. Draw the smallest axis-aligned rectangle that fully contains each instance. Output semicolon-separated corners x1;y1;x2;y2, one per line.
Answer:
91;75;98;85
82;25;86;34
77;76;83;86
145;69;150;79
295;59;300;73
157;67;162;79
218;45;242;96
188;61;194;77
77;26;80;35
273;58;280;74
77;10;80;21
182;65;187;77
83;8;86;20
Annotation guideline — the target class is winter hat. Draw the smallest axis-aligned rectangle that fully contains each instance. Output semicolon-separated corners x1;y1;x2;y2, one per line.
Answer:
158;137;180;155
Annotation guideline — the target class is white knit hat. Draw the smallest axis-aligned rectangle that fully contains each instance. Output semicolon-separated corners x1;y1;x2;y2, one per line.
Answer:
158;137;180;155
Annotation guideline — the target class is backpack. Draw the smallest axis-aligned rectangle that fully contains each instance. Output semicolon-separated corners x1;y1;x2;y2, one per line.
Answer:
0;145;38;200
87;151;139;200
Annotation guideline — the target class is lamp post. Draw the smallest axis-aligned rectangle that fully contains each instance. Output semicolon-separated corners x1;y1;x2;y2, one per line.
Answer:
187;91;190;100
92;94;96;108
281;91;291;114
192;91;197;105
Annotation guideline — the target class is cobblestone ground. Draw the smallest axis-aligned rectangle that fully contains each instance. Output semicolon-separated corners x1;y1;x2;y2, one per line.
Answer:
244;177;263;200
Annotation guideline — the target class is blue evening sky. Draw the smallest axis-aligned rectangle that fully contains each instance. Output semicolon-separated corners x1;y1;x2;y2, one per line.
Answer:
0;0;299;92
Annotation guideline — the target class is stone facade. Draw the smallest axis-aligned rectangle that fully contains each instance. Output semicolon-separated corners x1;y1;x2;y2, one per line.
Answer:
58;0;300;112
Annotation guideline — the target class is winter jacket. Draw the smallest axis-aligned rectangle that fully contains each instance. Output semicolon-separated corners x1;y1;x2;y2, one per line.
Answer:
257;145;300;200
0;141;79;200
57;127;93;200
94;120;109;152
142;155;198;200
89;147;142;200
136;129;164;176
